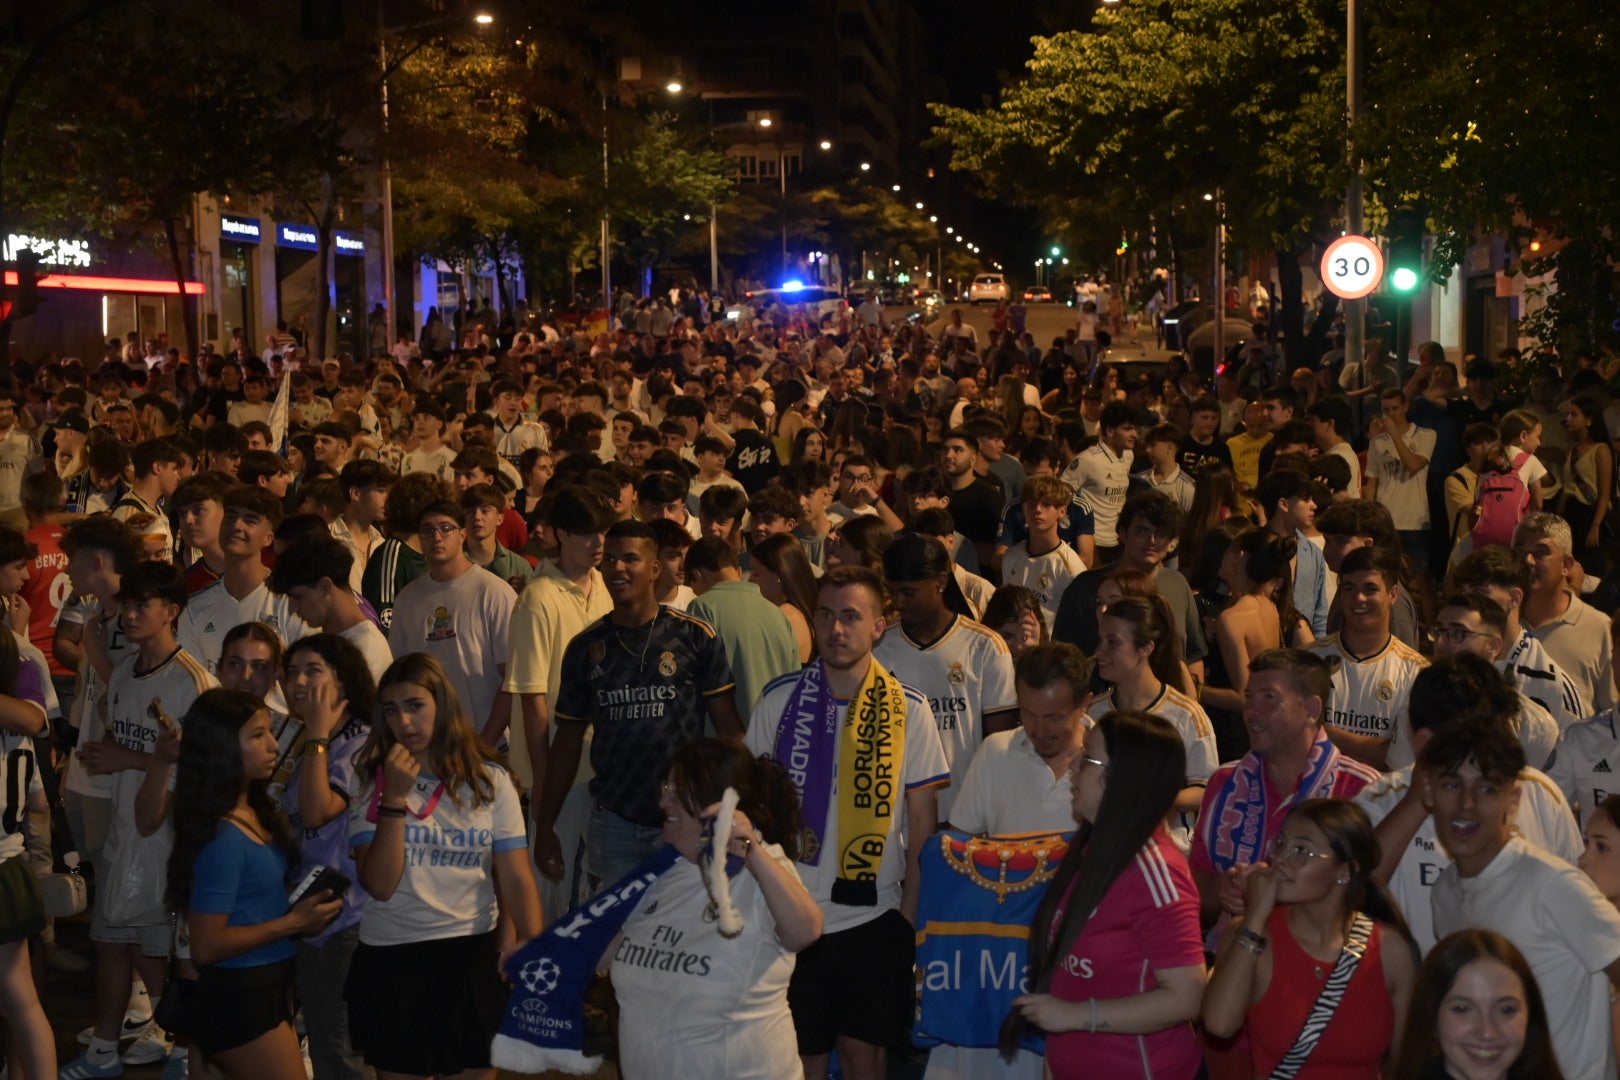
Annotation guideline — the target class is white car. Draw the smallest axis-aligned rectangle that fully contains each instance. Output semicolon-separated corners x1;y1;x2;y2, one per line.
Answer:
725;284;845;321
968;273;1010;304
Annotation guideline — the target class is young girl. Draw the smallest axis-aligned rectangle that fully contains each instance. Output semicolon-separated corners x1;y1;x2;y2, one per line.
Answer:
282;633;375;1080
1559;395;1613;574
166;688;343;1079
347;653;541;1080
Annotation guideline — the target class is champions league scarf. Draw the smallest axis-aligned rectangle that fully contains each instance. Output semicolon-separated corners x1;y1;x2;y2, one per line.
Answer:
490;797;745;1077
1206;731;1346;870
773;658;907;906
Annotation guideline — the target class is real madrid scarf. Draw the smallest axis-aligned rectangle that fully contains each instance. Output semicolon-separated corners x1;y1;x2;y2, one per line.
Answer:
772;658;907;906
491;801;745;1076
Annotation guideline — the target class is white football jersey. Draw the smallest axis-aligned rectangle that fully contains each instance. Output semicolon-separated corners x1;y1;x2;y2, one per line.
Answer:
177;578;312;674
1547;709;1620;828
1000;542;1087;635
1503;629;1590;733
1357;765;1581;953
873;615;1018;820
1308;634;1427;769
1087;683;1217;849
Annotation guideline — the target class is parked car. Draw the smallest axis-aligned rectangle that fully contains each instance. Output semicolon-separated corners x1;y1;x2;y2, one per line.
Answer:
968;273;1010;304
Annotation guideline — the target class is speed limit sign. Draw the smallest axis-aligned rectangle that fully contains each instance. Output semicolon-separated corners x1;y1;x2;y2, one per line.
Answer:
1320;235;1384;300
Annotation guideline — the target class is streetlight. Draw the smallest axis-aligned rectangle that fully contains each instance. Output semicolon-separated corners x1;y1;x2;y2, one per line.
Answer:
758;116;773;128
945;227;954;234
378;7;493;344
915;202;924;210
818;139;832;151
859;162;871;171
929;215;937;223
891;184;900;192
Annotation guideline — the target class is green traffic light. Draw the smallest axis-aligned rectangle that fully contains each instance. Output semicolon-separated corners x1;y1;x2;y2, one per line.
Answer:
1391;267;1419;292
1050;246;1061;257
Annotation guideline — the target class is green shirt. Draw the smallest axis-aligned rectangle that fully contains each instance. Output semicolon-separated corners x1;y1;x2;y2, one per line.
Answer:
687;579;803;724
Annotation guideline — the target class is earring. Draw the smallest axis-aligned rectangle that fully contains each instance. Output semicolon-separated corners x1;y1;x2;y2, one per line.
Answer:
1336;877;1349;886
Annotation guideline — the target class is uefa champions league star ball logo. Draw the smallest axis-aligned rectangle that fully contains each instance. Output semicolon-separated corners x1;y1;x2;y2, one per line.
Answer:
519;957;561;996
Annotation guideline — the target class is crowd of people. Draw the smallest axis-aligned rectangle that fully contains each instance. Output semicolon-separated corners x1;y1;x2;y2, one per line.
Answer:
0;292;1615;1080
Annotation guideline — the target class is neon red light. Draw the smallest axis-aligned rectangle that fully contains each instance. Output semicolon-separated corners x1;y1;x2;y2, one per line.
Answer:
3;272;206;295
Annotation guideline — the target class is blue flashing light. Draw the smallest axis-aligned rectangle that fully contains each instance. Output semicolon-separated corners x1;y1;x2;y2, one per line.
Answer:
781;280;805;292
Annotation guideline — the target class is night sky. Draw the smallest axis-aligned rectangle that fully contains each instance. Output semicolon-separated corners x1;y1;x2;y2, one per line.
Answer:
923;1;1052;278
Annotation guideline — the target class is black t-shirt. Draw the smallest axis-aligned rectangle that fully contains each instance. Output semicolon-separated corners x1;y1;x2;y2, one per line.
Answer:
1179;434;1231;477
950;475;1005;546
554;607;736;826
727;428;780;492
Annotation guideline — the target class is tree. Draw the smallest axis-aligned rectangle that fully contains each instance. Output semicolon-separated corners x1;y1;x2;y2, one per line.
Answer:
1361;0;1620;354
928;0;1350;365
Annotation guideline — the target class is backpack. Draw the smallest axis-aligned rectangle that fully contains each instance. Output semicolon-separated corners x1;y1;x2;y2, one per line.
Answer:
1471;451;1531;549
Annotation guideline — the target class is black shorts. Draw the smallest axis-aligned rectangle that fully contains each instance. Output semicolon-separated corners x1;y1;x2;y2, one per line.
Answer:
345;931;506;1076
192;959;296;1056
0;856;44;944
787;908;915;1055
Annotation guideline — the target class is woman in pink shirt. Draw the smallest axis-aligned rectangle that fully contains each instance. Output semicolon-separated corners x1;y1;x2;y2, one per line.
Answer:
1005;709;1208;1079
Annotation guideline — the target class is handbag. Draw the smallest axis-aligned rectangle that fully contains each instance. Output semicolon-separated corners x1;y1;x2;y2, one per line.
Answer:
1267;912;1374;1080
152;912;197;1040
38;853;87;918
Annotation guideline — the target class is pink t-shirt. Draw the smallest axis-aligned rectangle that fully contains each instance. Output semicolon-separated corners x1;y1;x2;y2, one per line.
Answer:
1044;827;1206;1080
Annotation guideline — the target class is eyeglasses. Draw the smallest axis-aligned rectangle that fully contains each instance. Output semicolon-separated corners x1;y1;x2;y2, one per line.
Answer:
1275;842;1334;866
418;523;463;538
1425;625;1494;645
1077;755;1109;772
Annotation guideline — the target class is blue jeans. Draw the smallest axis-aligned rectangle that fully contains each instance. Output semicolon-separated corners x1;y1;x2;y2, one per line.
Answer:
297;926;367;1080
586;806;665;892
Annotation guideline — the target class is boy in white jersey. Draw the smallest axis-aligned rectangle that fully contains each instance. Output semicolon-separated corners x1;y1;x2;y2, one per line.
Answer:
399;405;456;483
66;560;216;1080
178;485;310;673
999;475;1087;635
1359;654;1581;953
1310;544;1426;771
1451;544;1591;730
1427;593;1560;767
874;534;1017;820
1066;400;1136;562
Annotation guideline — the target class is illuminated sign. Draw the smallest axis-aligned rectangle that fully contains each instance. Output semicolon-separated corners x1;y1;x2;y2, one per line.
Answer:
3;271;205;295
220;215;262;243
277;224;319;252
4;233;92;268
334;231;365;255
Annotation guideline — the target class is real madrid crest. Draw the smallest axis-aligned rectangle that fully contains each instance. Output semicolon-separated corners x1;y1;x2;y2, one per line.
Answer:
1377;679;1394;703
948;661;966;686
589;640;607;665
659;650;678;677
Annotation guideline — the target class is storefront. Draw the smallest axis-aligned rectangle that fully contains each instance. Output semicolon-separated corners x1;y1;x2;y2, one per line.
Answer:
333;231;367;356
218;213;261;347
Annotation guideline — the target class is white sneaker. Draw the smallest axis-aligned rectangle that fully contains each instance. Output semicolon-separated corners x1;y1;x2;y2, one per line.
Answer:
300;1037;313;1080
120;1028;170;1067
75;1010;151;1047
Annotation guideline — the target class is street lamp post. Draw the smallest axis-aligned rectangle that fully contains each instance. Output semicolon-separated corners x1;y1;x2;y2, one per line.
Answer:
1344;0;1365;381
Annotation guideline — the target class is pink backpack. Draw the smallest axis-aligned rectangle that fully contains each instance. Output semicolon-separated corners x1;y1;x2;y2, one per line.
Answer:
1471;451;1531;549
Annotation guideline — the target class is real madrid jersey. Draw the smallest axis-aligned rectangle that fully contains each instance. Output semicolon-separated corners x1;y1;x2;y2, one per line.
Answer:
1307;633;1426;770
1548;709;1620;828
554;607;735;828
999;541;1087;635
873;615;1018;820
1087;684;1218;847
1356;764;1581;953
1503;629;1590;733
177;578;312;674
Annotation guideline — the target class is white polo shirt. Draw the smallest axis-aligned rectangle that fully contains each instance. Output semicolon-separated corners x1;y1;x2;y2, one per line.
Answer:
1530;593;1617;714
948;729;1076;837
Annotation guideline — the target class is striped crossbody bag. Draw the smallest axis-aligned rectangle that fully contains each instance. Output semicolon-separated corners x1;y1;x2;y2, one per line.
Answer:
1268;912;1374;1080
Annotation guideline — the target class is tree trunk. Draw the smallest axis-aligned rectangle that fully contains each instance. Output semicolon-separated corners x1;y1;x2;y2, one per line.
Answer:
1275;245;1309;370
1165;213;1182;307
164;215;198;360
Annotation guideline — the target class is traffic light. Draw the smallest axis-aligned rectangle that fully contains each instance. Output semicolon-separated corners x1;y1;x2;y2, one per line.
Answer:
1386;205;1425;293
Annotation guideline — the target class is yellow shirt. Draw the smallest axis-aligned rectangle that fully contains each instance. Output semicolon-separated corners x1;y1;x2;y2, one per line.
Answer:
1226;430;1273;490
501;560;611;786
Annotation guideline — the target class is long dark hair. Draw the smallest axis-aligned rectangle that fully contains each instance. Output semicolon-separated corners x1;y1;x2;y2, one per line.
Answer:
1001;709;1185;1058
667;738;805;861
1287;799;1417;954
1390;929;1564;1080
284;632;376;742
751;532;821;658
1230;526;1306;644
168;689;297;909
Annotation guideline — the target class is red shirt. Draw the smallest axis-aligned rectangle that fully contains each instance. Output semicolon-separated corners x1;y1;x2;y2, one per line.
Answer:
21;522;71;676
1045;827;1205;1080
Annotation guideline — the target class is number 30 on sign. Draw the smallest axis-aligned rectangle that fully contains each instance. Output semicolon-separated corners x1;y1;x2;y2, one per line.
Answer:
1320;235;1384;300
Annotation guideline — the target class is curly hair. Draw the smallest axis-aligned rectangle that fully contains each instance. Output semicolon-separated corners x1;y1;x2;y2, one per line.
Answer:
284;632;377;739
168;689;297;909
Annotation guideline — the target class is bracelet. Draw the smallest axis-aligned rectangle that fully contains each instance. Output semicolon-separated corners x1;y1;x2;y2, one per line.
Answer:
376;804;407;817
1088;998;1099;1034
306;737;331;749
1235;928;1268;956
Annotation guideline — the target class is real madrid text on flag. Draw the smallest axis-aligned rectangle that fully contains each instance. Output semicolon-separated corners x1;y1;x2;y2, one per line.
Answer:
913;830;1070;1052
